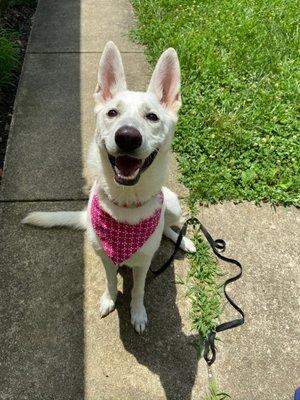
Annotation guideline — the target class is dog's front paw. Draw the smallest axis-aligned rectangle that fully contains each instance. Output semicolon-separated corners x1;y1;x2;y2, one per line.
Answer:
180;236;196;253
99;292;116;317
131;304;148;334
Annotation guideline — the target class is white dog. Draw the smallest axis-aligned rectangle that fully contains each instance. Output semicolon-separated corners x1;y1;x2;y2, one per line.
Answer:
22;42;195;333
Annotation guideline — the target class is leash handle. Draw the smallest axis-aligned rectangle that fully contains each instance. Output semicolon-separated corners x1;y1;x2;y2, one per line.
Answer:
151;217;245;366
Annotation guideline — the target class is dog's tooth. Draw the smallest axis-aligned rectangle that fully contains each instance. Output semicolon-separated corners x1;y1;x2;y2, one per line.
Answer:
130;169;139;178
115;167;140;180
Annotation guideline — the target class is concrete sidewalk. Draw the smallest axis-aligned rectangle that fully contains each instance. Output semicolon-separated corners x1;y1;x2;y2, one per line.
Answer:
0;0;299;399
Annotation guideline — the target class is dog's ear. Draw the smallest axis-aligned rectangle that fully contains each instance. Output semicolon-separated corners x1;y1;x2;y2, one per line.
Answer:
147;48;181;112
94;41;127;104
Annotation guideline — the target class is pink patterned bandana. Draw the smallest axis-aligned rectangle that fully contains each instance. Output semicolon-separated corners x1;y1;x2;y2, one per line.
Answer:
91;193;163;265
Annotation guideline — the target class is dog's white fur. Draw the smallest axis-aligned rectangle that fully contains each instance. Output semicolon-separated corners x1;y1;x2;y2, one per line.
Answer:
22;42;195;333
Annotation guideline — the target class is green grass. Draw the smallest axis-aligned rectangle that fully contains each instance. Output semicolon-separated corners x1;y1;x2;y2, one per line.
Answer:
130;1;299;395
0;0;37;89
0;29;19;89
205;382;231;400
187;234;221;342
131;0;300;207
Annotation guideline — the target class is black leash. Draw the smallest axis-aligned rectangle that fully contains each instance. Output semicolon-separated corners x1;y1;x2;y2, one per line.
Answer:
150;217;245;366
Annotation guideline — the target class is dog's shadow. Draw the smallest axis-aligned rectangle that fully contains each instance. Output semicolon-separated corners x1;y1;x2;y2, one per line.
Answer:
116;237;199;400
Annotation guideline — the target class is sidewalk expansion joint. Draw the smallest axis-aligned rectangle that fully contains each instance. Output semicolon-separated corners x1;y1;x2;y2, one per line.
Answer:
0;197;88;203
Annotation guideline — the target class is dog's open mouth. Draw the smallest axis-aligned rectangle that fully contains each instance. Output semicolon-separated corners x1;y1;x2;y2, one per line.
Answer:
107;150;158;186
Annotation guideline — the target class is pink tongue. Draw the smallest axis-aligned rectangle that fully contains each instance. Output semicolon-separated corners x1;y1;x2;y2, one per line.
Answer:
115;156;143;177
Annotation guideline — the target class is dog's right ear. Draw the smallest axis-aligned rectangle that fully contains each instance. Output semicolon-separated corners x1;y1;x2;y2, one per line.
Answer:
94;41;127;105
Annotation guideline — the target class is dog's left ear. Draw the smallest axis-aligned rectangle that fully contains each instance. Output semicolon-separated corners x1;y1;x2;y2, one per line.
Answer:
147;48;181;112
94;41;127;104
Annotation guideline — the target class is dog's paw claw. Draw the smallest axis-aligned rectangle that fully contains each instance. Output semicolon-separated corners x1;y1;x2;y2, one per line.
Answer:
131;305;148;334
99;293;115;317
180;237;196;253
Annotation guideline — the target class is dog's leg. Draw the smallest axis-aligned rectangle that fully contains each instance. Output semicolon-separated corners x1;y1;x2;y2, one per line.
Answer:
99;256;118;317
131;263;150;334
163;187;196;253
164;226;196;253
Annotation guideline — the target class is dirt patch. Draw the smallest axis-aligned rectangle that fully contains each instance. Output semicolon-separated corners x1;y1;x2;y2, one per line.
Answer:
0;2;36;178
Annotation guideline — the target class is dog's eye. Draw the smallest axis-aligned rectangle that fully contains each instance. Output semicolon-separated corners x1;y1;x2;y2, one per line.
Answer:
146;113;159;122
107;109;118;118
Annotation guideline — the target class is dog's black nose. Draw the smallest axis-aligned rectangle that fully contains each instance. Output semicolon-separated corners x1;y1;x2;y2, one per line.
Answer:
115;125;142;152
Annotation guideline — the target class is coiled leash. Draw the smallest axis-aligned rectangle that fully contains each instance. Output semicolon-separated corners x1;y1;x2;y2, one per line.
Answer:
150;217;245;366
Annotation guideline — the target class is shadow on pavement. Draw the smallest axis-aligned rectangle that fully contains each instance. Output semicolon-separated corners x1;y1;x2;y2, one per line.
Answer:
0;202;85;399
0;0;86;398
117;237;199;400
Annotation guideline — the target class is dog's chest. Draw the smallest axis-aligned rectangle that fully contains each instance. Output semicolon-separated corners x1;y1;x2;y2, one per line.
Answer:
90;193;163;265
